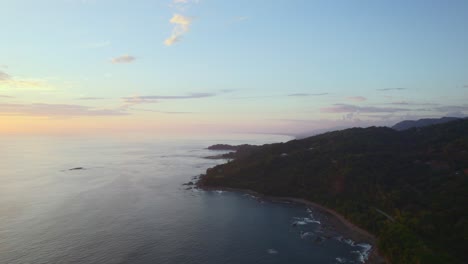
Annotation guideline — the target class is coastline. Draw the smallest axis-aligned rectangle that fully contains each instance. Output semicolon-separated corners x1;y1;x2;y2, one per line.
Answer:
198;185;388;264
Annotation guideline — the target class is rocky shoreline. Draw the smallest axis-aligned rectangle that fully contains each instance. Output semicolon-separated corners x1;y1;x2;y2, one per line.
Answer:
197;184;388;264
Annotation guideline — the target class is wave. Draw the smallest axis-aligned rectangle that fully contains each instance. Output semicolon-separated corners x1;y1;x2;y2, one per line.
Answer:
293;217;321;225
337;237;372;263
335;257;347;263
300;231;314;239
353;243;372;263
267;249;278;254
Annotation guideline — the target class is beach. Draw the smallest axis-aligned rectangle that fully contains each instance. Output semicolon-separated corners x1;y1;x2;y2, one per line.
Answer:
197;185;388;264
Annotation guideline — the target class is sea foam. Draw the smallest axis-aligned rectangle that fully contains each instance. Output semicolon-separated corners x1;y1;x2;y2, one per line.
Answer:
267;249;278;254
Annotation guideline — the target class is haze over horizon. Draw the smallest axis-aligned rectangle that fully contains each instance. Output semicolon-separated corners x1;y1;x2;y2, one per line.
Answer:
1;0;468;135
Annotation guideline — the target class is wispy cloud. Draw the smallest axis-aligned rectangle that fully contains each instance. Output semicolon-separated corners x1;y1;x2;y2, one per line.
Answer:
321;102;468;116
288;93;328;97
123;92;215;102
78;97;106;100
389;101;437;106
0;71;11;81
0;95;14;98
120;92;216;109
0;103;127;117
121;96;159;106
0;79;50;90
346;96;367;102
219;89;235;93
321;104;409;113
131;108;193;114
0;71;52;90
377;88;407;91
388;101;410;105
434;105;468;113
110;55;136;64
230;93;328;100
164;14;193;46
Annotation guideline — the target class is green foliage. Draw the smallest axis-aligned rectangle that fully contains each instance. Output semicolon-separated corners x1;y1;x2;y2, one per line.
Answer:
199;120;468;263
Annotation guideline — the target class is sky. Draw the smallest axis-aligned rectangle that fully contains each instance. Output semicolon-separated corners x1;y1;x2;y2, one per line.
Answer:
1;0;467;136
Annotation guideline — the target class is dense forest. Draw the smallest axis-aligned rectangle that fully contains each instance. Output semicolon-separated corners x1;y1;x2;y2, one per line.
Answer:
198;120;468;263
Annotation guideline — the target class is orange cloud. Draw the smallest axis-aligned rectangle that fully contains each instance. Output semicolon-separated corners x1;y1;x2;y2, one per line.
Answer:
164;14;193;46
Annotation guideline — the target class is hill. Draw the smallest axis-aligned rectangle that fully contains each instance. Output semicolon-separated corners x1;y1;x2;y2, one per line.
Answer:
199;119;468;263
391;117;461;131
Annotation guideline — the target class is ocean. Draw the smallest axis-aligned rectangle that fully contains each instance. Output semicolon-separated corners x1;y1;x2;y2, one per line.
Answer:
0;134;370;264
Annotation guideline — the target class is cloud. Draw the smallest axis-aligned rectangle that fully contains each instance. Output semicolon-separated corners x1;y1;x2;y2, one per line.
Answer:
110;55;136;64
123;92;215;101
219;89;235;93
0;71;11;81
321;104;410;113
131;108;193;114
377;88;407;91
121;96;159;106
120;92;215;109
434;105;468;113
230;93;328;100
389;101;410;105
346;96;367;102
0;103;127;117
78;97;106;100
0;80;50;90
0;71;51;90
389;101;437;106
164;14;193;46
464;85;468;88
119;96;162;112
288;93;328;97
0;95;14;98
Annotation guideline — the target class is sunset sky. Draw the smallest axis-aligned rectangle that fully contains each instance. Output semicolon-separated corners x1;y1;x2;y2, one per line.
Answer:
1;0;467;135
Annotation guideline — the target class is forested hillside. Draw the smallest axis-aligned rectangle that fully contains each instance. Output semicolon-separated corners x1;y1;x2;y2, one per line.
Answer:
199;120;468;263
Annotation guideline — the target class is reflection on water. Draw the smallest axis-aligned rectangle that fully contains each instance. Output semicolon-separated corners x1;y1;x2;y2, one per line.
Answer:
0;134;368;264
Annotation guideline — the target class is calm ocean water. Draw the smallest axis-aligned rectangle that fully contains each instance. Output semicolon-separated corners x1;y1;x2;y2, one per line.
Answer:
0;134;370;264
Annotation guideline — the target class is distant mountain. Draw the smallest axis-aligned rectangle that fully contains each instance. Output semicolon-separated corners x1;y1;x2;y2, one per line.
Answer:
199;120;468;263
294;126;349;139
391;117;461;131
